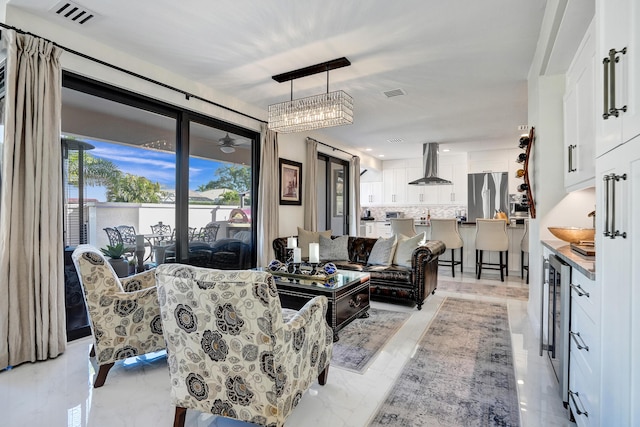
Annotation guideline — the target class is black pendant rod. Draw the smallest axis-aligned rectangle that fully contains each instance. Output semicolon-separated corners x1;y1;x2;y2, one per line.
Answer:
0;22;266;124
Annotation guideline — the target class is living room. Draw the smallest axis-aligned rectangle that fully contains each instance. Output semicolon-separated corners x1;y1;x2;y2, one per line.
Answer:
1;1;639;426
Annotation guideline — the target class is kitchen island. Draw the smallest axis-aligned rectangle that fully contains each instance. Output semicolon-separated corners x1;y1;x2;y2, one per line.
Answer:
362;219;526;276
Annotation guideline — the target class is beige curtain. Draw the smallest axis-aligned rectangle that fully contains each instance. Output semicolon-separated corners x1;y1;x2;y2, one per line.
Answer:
349;156;361;236
257;124;279;266
304;137;318;231
0;30;65;368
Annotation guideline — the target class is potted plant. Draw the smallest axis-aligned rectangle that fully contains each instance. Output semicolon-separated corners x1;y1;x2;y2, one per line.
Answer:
101;243;129;278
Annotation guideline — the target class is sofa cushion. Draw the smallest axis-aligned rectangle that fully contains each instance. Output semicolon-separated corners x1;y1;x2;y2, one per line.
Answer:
393;232;427;267
297;227;332;258
367;236;398;266
319;235;350;262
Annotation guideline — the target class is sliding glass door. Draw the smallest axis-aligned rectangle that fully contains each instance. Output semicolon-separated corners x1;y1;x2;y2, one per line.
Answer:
61;73;258;270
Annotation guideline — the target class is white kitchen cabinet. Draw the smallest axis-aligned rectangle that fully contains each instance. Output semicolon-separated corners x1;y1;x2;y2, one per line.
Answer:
382;168;407;204
595;136;640;427
568;268;601;427
596;0;640;156
363;221;376;238
361;181;383;205
564;19;596;192
406;166;438;204
437;160;468;205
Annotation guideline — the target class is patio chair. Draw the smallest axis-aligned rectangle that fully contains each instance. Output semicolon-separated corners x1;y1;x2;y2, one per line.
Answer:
103;227;135;257
71;245;165;387
150;222;173;245
155;264;332;427
198;223;220;244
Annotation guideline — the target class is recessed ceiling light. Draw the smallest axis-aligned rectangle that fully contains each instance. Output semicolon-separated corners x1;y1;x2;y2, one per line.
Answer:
378;154;385;157
442;148;450;152
365;148;372;152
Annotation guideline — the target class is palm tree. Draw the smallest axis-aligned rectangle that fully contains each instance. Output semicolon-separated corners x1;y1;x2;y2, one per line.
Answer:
66;150;122;187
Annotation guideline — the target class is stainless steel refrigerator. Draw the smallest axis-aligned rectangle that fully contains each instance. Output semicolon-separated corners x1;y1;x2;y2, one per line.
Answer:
467;172;509;222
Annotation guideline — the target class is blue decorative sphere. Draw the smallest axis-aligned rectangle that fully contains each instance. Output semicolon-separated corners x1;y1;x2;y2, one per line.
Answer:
322;263;337;275
268;260;284;272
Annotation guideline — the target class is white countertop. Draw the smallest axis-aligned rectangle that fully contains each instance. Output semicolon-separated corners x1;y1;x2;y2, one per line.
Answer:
542;239;596;280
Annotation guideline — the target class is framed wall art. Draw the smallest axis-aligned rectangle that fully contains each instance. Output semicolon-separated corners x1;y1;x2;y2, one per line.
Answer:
279;158;302;205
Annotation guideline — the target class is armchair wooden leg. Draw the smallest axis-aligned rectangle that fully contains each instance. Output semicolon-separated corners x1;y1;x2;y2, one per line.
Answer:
173;407;187;427
93;362;115;388
89;345;95;358
318;365;329;386
499;252;504;282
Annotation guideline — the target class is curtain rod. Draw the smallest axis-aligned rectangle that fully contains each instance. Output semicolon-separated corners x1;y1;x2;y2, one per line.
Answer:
0;22;267;124
308;137;356;157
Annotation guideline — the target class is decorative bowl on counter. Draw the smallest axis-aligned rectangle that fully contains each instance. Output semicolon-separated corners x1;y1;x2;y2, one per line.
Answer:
548;226;595;243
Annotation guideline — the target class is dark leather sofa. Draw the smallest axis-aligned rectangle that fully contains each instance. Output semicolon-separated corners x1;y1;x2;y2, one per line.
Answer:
273;236;445;310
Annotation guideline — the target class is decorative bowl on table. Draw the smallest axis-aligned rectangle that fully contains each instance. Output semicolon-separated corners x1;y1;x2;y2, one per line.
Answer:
547;226;595;243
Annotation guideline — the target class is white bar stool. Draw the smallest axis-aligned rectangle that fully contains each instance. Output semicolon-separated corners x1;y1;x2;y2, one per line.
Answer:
430;218;463;277
475;219;509;281
390;218;417;237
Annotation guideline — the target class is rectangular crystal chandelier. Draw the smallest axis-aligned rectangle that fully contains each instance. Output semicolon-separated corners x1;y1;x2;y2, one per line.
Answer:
267;57;353;133
268;90;353;133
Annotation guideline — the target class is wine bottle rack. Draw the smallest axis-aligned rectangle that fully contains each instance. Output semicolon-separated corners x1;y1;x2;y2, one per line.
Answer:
517;127;536;219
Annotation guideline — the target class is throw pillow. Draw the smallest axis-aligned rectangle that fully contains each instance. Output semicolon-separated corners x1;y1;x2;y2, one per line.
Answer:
367;235;398;266
297;227;332;258
393;232;427;267
319;235;350;262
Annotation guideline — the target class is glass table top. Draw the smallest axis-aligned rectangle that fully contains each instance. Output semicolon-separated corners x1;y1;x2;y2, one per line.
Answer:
255;267;370;290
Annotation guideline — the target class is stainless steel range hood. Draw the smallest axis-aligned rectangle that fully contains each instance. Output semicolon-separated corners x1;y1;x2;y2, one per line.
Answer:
408;143;452;185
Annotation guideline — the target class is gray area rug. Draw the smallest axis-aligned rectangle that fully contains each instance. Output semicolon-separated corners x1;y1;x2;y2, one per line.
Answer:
332;308;411;374
369;297;520;427
438;280;529;301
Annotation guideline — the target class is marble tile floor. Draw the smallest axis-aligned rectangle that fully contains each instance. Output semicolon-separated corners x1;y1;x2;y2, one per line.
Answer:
0;270;575;427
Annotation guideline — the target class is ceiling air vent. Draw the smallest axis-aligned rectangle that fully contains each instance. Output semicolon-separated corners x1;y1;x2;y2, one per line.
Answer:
383;88;406;98
387;138;404;144
50;1;97;25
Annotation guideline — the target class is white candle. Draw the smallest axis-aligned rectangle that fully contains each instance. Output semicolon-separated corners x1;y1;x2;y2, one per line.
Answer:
309;243;320;263
287;237;298;248
293;247;302;263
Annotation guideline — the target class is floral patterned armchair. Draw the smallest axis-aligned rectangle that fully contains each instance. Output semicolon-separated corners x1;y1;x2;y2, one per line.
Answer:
71;245;165;387
155;264;333;427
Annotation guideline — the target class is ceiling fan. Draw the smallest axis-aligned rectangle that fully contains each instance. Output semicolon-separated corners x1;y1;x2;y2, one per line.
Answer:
218;133;239;153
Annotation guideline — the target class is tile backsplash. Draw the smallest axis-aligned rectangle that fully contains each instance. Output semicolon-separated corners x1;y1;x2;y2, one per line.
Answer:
362;205;467;220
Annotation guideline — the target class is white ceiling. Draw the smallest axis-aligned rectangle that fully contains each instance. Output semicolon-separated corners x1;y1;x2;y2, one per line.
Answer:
9;0;549;159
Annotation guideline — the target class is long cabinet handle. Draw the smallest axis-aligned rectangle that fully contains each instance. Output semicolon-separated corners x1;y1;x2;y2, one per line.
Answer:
570;331;590;351
569;391;589;417
603;174;611;237
570;283;590;298
603;173;628;239
608;47;628;118
568;145;577;172
611;173;628;239
603;57;610;119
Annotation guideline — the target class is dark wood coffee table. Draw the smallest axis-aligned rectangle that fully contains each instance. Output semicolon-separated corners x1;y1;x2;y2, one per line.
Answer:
266;269;371;342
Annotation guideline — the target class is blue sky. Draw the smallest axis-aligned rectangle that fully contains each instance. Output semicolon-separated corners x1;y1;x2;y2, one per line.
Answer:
82;140;223;200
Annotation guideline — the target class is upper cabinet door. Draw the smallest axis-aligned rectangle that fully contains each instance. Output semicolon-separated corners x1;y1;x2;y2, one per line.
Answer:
564;19;596;191
596;0;640;155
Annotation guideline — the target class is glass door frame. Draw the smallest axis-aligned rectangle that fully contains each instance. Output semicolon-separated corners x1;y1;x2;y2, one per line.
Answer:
318;153;350;234
62;72;260;267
